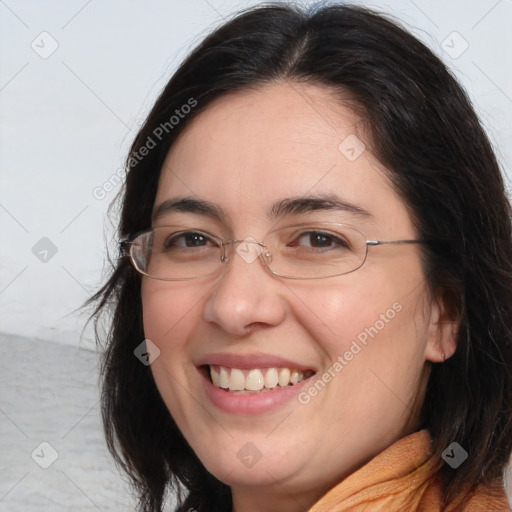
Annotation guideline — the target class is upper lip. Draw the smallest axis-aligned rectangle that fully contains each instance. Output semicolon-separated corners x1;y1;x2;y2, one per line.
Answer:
195;352;316;372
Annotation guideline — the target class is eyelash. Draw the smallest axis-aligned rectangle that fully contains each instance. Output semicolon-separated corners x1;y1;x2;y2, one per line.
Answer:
163;230;351;251
290;231;350;249
164;231;214;249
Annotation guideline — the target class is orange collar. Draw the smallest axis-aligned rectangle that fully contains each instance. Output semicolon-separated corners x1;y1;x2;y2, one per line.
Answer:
308;430;509;512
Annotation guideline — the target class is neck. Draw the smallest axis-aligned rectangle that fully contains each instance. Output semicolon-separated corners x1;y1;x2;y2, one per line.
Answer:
231;483;327;512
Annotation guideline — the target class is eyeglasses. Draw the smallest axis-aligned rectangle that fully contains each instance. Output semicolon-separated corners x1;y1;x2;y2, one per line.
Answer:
121;223;427;281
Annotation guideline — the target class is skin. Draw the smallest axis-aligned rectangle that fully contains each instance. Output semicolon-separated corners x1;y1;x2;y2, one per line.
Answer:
142;81;458;512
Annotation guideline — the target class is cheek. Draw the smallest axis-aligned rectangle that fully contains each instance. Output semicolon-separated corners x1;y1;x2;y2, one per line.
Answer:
141;280;210;417
141;280;208;429
289;274;421;349
291;265;431;393
141;279;206;344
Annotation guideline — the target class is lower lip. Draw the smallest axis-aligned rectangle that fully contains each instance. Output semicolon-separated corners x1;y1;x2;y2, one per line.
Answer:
200;369;313;414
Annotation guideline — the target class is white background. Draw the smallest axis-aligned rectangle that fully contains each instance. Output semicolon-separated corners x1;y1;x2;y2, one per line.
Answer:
1;0;511;347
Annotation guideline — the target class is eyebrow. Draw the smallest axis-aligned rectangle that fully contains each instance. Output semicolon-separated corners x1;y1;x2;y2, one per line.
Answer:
269;195;372;220
152;194;372;223
153;197;225;222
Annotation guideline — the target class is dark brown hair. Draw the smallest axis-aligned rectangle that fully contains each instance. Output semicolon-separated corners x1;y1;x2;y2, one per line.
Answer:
88;3;512;511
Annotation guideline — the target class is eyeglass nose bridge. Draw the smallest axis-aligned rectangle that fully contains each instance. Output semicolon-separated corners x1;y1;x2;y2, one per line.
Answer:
220;238;271;265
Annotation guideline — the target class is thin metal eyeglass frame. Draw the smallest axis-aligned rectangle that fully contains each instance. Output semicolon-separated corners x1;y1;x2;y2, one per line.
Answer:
120;224;429;281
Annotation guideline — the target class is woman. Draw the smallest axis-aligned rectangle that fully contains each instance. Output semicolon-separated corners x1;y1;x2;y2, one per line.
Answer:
90;3;512;511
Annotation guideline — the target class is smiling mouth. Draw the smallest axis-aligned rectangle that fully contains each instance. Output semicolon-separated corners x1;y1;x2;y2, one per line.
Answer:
204;365;316;394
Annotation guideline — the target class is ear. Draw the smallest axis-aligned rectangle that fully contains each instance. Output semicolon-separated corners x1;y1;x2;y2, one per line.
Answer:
424;286;460;363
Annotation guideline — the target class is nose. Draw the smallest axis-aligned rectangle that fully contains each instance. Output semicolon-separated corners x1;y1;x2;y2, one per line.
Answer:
202;240;287;336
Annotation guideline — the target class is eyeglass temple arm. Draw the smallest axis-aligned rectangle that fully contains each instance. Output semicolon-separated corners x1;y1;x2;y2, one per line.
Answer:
119;239;135;258
366;239;428;246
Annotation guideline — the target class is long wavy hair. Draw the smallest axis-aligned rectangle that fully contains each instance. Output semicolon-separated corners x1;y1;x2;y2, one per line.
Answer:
88;3;512;511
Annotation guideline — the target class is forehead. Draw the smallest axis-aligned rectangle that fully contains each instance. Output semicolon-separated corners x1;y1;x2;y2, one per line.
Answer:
155;82;410;234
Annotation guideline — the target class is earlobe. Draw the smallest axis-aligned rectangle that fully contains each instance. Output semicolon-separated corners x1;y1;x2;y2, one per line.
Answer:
424;289;460;363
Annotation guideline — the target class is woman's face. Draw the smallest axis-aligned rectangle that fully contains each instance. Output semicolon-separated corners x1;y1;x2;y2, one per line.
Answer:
142;82;452;507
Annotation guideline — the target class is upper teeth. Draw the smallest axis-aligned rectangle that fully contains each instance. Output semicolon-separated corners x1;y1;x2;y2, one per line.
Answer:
210;365;308;392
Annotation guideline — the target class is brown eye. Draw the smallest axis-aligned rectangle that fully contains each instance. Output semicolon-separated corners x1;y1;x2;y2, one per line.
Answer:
162;231;217;251
289;231;351;250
